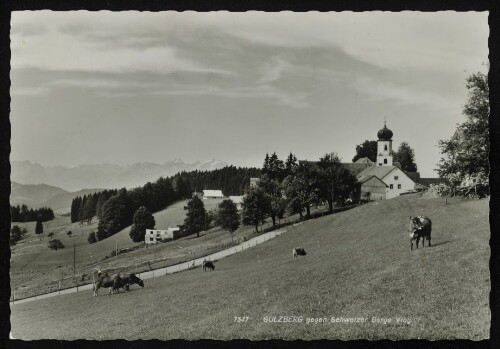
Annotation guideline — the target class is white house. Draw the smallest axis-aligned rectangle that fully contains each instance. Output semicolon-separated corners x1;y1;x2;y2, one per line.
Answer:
145;229;168;244
203;190;224;199
145;227;181;244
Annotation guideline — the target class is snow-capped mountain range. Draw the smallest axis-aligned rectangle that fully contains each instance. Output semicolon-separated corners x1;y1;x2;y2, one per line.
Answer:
11;159;229;192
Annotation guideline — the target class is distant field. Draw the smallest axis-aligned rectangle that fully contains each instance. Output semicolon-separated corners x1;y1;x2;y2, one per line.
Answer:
11;195;490;340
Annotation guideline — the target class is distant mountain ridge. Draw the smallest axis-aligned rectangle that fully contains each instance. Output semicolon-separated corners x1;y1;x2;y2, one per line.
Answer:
10;182;68;207
11;159;229;192
10;182;104;214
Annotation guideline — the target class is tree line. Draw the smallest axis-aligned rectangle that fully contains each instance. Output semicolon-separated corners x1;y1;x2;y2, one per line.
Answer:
70;166;260;242
240;152;358;232
180;152;360;240
10;205;54;223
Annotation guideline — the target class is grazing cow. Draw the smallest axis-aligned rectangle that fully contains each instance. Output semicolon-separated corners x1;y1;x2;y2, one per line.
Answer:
93;272;144;296
293;247;307;258
114;273;144;292
202;259;215;271
409;216;432;250
93;272;119;296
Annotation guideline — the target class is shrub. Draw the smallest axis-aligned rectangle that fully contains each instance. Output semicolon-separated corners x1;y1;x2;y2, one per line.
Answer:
48;239;64;251
10;226;23;244
88;232;97;244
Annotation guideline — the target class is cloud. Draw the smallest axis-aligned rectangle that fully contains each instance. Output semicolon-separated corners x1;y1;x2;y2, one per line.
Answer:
352;76;462;113
100;83;309;109
10;86;50;97
257;56;293;84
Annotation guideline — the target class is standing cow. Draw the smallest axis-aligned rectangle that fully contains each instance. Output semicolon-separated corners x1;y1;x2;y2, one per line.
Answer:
409;216;432;250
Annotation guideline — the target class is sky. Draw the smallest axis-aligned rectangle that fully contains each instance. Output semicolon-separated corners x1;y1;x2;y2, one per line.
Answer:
10;11;489;177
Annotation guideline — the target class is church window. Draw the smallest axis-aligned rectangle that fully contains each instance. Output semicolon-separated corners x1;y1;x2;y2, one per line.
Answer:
384;159;387;164
390;184;393;189
398;184;402;189
384;145;387;151
394;176;398;180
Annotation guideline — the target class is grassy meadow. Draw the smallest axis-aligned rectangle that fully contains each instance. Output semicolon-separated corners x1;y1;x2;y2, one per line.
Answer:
10;194;490;340
10;197;262;297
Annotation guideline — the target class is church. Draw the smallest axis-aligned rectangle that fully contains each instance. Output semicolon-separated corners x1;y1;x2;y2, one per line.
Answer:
346;123;420;201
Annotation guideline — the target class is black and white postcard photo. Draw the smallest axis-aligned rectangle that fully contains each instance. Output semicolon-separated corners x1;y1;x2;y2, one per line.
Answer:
8;10;490;340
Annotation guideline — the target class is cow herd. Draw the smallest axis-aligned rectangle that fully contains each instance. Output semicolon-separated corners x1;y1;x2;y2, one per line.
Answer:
93;271;144;296
93;214;432;297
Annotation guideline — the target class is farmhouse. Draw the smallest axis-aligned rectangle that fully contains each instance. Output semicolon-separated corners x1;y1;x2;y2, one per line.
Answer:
203;189;224;199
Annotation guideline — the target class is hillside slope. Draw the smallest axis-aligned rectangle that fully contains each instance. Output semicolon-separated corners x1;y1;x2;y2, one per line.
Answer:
11;195;490;340
10;197;228;288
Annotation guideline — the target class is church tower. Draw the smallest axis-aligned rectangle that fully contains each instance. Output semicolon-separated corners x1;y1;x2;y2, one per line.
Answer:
377;122;393;166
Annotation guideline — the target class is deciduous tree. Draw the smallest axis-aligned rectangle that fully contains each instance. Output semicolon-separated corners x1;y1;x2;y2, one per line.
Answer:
394;142;418;172
317;153;357;213
437;72;489;197
282;161;320;219
241;186;270;233
182;195;206;238
216;199;240;243
352;140;377;163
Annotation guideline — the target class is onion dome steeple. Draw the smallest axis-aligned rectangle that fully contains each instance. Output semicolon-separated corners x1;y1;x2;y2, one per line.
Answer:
377;122;393;141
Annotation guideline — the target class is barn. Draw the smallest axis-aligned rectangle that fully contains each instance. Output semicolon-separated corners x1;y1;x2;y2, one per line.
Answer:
357;175;388;201
203;190;224;199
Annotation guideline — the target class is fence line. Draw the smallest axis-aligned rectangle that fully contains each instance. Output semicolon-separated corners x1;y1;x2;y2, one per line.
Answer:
10;227;290;305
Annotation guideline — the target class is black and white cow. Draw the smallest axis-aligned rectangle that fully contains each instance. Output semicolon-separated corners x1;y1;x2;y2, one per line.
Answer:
409;216;432;250
292;247;307;258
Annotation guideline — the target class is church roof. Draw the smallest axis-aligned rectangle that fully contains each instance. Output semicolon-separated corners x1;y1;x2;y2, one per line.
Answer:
357;165;398;180
357;174;388;187
354;157;374;164
342;162;373;176
377;123;393;141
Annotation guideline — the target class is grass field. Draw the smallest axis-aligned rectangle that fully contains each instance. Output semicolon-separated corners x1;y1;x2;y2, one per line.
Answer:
10;194;490;340
10;197;262;297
